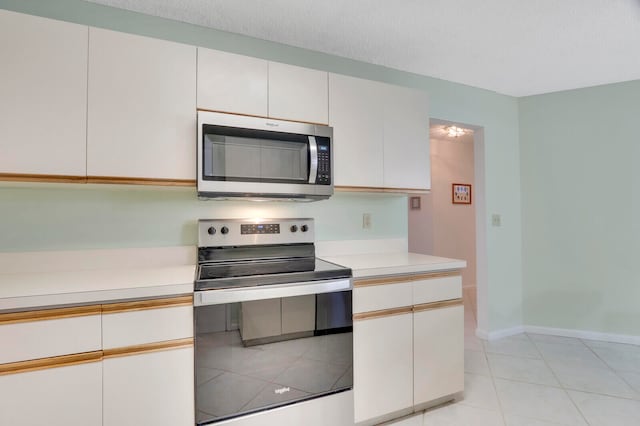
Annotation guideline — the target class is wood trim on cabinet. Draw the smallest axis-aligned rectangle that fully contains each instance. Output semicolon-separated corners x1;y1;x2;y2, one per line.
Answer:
0;351;103;376
0;305;102;325
354;270;462;287
412;299;463;313
101;295;193;314
0;173;87;184
86;176;196;186
335;185;429;194
103;338;194;359
353;306;412;321
196;108;327;126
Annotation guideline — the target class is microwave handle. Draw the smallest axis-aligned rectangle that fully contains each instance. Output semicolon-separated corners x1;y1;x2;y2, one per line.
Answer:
308;136;318;184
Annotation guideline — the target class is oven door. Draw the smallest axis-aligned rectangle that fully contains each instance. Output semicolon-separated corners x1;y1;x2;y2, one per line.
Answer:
194;278;352;425
197;111;333;200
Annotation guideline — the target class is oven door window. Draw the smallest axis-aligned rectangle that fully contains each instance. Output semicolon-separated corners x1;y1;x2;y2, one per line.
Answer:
202;125;310;184
194;291;352;425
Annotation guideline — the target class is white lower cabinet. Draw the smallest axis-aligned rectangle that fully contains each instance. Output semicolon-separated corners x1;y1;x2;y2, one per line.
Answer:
103;347;194;426
0;361;102;426
353;312;414;425
413;305;464;406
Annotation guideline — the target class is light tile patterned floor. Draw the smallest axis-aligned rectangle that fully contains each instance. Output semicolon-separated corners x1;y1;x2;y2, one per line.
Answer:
394;304;640;426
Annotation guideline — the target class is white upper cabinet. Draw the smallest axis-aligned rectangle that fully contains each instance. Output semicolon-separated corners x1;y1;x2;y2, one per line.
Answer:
197;48;268;117
0;10;87;177
268;62;328;124
329;73;430;190
87;28;196;180
383;85;430;190
328;73;385;188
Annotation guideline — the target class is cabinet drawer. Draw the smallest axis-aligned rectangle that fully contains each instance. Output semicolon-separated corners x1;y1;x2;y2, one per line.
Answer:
102;297;193;349
0;306;101;364
412;274;462;305
353;282;412;314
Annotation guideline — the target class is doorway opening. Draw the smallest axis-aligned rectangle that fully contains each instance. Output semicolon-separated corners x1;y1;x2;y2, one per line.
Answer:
408;119;486;334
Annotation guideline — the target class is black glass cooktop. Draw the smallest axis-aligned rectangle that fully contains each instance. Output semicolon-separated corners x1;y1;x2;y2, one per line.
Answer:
195;257;351;291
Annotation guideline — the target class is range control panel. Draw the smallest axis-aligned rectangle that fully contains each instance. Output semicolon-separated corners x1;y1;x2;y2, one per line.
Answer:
198;218;314;247
241;223;280;235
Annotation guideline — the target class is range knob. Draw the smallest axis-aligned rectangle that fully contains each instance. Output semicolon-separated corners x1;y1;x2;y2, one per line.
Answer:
290;225;298;233
301;224;309;232
207;226;216;235
220;226;229;235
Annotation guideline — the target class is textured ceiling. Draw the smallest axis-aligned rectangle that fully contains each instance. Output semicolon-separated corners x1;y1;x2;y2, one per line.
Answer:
85;0;640;96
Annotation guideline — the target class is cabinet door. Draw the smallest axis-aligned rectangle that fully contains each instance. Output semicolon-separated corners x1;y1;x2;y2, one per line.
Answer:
103;347;194;426
383;85;430;190
0;10;87;177
413;305;464;406
269;62;328;124
87;28;196;180
0;361;102;426
198;48;268;117
328;73;384;188
353;312;413;424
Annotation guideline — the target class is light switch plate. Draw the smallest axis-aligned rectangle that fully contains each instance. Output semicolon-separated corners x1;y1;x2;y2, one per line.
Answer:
492;214;501;227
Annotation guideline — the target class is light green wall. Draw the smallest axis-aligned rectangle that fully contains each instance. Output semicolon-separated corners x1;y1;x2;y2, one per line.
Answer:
0;0;523;332
0;186;407;251
519;80;640;336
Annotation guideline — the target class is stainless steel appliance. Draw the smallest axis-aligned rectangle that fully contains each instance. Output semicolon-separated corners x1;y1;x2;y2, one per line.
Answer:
194;218;352;425
197;111;334;201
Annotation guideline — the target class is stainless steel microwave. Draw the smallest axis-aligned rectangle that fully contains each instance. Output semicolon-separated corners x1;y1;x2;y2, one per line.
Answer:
197;111;334;201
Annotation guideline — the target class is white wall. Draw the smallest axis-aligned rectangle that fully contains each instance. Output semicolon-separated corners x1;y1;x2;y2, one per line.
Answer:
409;135;476;288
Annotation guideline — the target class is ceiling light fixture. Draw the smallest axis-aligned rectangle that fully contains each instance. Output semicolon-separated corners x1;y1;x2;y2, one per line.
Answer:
446;126;466;138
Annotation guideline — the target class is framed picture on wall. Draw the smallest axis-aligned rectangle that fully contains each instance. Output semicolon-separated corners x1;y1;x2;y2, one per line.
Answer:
452;183;472;204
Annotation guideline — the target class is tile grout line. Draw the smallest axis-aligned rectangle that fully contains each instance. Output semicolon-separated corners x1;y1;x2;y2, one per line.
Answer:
477;324;508;426
526;333;592;425
579;337;640;401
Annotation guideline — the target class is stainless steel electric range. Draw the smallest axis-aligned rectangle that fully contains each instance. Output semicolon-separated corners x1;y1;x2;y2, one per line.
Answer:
193;218;353;425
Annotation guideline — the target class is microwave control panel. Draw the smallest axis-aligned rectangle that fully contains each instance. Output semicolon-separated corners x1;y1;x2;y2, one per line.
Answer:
316;138;331;185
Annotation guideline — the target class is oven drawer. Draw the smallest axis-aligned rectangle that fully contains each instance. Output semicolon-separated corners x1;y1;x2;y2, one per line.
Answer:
102;296;193;349
0;305;101;364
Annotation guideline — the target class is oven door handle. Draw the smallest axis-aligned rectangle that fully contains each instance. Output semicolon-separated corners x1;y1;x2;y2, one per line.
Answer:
194;278;351;306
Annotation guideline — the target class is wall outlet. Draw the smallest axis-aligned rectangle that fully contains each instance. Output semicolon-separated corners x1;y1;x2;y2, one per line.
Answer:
492;214;501;227
362;213;372;230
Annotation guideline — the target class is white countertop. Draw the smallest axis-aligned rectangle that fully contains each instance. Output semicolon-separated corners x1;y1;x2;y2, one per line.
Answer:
0;266;195;311
0;246;196;312
0;243;465;311
321;252;466;278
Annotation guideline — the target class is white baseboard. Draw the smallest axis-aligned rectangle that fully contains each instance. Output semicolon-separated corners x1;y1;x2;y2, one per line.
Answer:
476;326;525;341
475;324;640;345
523;325;640;346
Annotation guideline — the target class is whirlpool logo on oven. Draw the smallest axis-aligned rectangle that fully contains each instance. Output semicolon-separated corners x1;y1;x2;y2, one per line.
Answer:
274;387;291;395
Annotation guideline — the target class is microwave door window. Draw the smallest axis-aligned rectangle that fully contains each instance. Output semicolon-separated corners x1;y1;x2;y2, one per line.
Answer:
260;140;308;182
205;135;262;180
203;134;308;183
